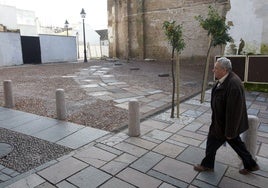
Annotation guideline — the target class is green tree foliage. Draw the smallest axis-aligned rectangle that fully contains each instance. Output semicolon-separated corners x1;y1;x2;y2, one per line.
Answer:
162;21;185;118
195;6;232;103
195;6;232;47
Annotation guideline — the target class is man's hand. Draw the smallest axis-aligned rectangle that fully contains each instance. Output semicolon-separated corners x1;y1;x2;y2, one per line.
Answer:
226;137;233;140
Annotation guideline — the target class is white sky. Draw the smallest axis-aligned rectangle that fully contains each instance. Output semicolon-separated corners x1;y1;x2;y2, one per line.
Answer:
0;0;107;29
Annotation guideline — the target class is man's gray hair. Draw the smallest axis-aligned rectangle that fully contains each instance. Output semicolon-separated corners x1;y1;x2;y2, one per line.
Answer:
217;57;232;71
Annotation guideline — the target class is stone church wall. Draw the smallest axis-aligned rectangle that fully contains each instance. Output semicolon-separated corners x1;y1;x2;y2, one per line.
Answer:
108;0;230;63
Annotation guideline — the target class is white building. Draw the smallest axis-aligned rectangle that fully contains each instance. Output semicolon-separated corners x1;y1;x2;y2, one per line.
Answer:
72;22;102;58
16;8;38;36
0;4;18;30
225;0;268;55
0;3;104;59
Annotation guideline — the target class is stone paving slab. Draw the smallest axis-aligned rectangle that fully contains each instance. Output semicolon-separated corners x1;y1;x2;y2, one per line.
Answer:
191;179;217;188
177;146;205;165
56;180;77;188
145;129;173;141
124;137;158;150
37;157;88;184
219;177;256;188
256;156;268;175
99;177;136;188
32;122;84;143
159;182;178;188
0;173;11;182
113;142;148;157
140;105;155;114
259;143;268;157
177;129;207;141
67;166;112;188
153;142;185;158
225;167;268;188
56;127;108;149
116;167;162;188
0;109;26;121
130;151;164;173
170;134;203;146
100;160;128;175
183;120;204;132
147;101;167;108
1;90;268;187
148;169;189;188
5;174;45;188
74;146;117;168
153;157;198;184
0;113;41;129
141;119;171;130
11;117;59;136
196;162;227;186
94;143;124;155
100;132;129;146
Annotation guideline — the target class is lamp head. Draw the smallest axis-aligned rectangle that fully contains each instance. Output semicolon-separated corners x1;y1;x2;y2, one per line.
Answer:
64;20;69;28
80;8;86;18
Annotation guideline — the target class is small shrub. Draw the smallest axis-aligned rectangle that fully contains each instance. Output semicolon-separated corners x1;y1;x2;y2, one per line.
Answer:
244;82;268;93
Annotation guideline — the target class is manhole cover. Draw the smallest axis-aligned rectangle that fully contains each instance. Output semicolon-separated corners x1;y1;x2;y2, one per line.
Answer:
0;142;13;158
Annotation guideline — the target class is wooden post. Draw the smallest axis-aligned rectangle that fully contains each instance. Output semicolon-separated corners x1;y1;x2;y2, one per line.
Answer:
176;53;180;117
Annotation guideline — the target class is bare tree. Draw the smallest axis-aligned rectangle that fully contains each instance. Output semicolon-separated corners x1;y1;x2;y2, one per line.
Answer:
163;21;185;118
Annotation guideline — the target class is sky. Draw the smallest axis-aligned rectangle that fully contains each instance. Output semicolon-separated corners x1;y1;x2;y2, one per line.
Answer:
0;0;107;29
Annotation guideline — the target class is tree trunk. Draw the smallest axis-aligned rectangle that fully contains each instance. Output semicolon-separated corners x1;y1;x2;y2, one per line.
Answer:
200;35;213;103
176;52;180;118
171;48;175;118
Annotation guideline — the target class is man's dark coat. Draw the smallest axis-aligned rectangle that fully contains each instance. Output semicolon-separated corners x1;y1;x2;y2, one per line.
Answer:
209;71;249;139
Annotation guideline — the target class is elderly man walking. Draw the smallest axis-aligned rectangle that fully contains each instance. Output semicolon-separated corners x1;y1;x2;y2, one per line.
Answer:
194;57;259;175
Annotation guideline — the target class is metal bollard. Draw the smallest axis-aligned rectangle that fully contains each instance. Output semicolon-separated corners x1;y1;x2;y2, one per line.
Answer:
241;115;259;160
3;80;14;108
56;89;67;120
128;99;140;137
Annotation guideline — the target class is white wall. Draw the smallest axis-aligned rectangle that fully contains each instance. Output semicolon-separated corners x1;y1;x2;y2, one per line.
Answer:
74;22;102;58
77;22;100;46
226;0;268;54
0;4;18;30
18;24;38;36
0;4;38;36
16;9;38;36
0;32;23;66
40;35;77;63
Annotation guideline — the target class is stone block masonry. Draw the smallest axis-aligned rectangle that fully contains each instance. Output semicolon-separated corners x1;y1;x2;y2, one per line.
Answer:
108;0;229;62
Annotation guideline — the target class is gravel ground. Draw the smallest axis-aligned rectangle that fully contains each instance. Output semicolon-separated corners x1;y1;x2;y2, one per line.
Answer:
0;59;213;131
0;59;213;174
0;127;72;173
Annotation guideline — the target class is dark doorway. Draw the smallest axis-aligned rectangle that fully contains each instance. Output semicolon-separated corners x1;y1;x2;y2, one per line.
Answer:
248;56;268;82
21;36;41;64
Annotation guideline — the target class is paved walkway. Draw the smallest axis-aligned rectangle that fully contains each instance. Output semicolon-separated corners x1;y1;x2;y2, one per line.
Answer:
0;90;268;187
71;64;175;118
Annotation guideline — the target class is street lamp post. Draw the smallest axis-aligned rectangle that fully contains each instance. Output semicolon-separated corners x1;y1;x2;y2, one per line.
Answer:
76;32;80;59
64;20;69;36
80;8;87;62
